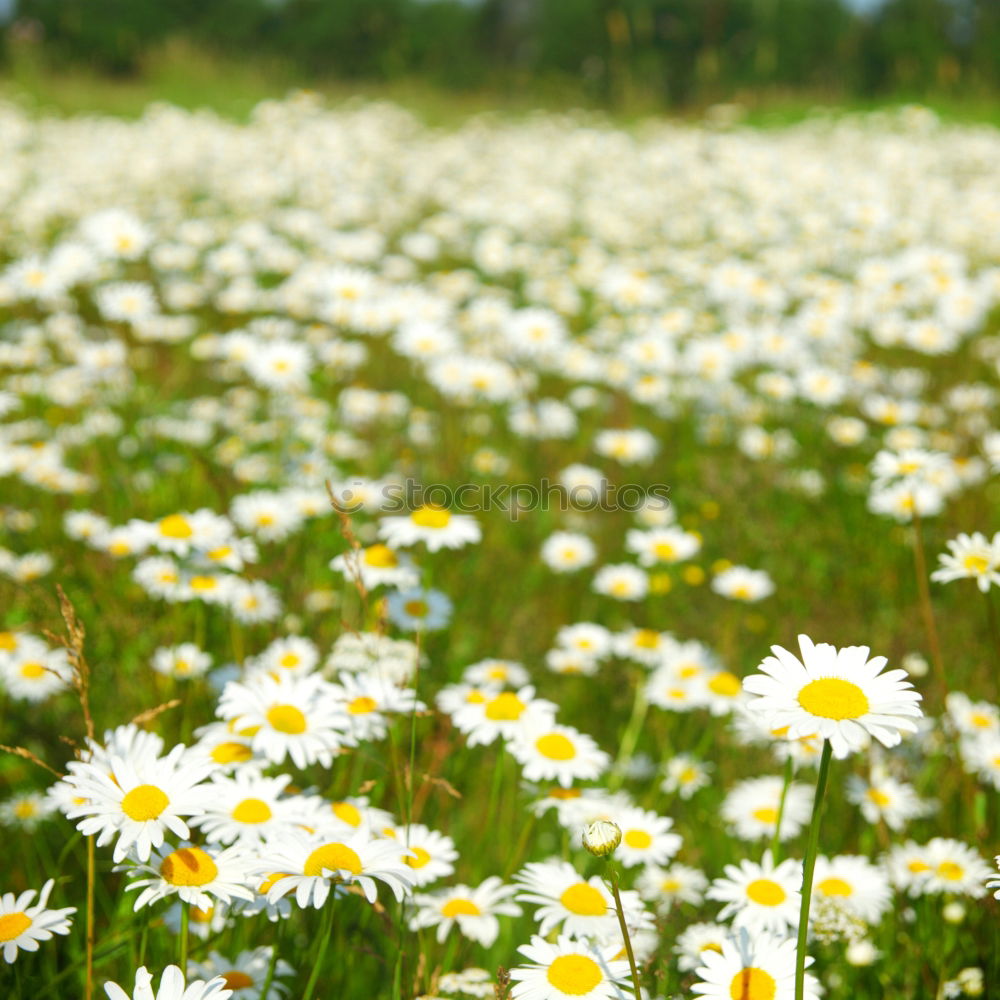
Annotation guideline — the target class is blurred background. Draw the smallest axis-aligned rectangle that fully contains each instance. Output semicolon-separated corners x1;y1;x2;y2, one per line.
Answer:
0;0;997;118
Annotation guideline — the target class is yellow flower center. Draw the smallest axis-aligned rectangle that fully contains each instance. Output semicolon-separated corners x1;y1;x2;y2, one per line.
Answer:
332;802;362;826
729;967;777;1000
970;712;992;729
120;784;170;822
547;954;603;996
109;541;132;556
189;575;217;592
653;542;677;561
19;662;45;679
267;704;307;734
159;514;193;539
0;912;31;942
535;733;576;760
279;653;300;668
963;554;990;573
348;696;378;715
441;897;480;917
549;788;581;800
679;766;698;783
403;600;429;617
937;861;964;881
304;843;363;877
232;798;272;824
560;882;606;916
908;859;930;874
160;847;219;887
207;546;232;562
222;971;255;990
746;878;786;906
752;807;778;824
623;829;652;849
404;847;432;869
14;801;37;819
211;741;253;764
797;677;869;720
866;788;891;807
661;878;681;891
363;544;398;568
0;632;16;651
818;877;853;897
708;671;742;697
484;692;526;721
633;629;660;649
190;905;215;924
410;505;452;529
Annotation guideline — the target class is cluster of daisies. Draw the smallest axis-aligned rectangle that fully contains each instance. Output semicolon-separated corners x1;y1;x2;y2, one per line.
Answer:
1;95;1000;999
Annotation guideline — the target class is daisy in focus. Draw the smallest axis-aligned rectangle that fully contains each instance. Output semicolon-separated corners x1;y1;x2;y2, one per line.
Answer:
509;934;633;1000
742;633;923;759
408;877;521;946
691;929;820;1000
0;879;75;963
104;965;233;1000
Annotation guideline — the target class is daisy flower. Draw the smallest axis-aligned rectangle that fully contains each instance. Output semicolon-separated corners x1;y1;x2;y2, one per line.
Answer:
675;922;729;972
810;854;891;924
451;685;557;747
721;776;813;843
592;564;649;601
931;531;1000;592
385;588;454;632
328;672;423;742
846;772;930;830
409;877;521;946
921;838;991;898
509;934;632;1000
104;965;233;1000
255;828;414;908
625;526;700;566
660;755;712;799
63;744;215;862
462;659;530;689
1;640;72;701
711;566;775;602
378;505;481;552
637;862;708;910
216;672;350;769
0;791;56;830
389;823;458;887
507;720;611;788
541;532;597;573
742;634;923;759
329;543;419;591
0;879;75;963
191;769;297;847
120;842;256;911
691;929;820;1000
707;851;802;935
612;628;673;666
186;947;294;999
152;643;212;681
514;860;649;940
608;806;682;868
252;636;320;679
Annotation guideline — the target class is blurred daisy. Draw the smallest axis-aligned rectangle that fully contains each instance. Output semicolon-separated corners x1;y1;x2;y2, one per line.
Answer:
378;505;481;552
104;966;232;1000
707;851;802;935
721;776;813;843
637;862;708;911
660;755;712;799
507;720;610;788
386;588;453;632
330;543;419;591
541;532;597;573
462;659;530;688
743;634;922;759
187;948;294;1000
711;566;774;602
810;854;891;924
626;526;700;566
152;643;212;681
610;806;682;868
509;934;632;1000
846;772;930;830
922;838;991;898
409;877;521;946
0;791;55;831
931;531;1000;592
329;672;423;742
0;879;75;963
676;922;728;972
592;564;649;601
451;685;557;747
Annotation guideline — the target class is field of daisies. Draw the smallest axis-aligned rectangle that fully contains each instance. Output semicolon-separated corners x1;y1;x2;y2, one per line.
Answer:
1;93;1000;1000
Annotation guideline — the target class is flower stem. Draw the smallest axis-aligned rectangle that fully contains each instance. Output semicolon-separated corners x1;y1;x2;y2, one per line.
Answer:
606;864;642;1000
770;755;794;863
303;903;335;1000
911;511;946;698
795;739;832;1000
85;834;95;1000
259;940;281;1000
179;903;189;975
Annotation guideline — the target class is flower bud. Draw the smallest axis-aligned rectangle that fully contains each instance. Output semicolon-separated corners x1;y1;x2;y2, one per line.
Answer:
583;820;621;857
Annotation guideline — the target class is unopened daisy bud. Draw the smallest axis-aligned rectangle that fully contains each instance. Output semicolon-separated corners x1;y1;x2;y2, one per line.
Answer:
583;819;622;857
943;900;966;924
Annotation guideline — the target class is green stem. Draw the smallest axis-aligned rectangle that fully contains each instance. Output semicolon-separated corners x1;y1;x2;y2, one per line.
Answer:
795;740;832;1000
303;903;335;1000
770;756;794;863
259;939;282;1000
607;865;642;1000
609;671;648;792
179;904;189;975
85;835;95;1000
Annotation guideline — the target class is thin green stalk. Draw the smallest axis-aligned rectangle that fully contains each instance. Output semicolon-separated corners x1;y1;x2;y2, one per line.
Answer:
179;904;189;975
770;756;794;862
258;936;282;1000
609;672;648;792
795;740;833;1000
606;864;642;1000
85;835;95;1000
911;511;945;697
303;903;335;1000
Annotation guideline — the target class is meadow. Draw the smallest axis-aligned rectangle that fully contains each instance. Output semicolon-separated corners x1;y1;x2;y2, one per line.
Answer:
0;91;999;1000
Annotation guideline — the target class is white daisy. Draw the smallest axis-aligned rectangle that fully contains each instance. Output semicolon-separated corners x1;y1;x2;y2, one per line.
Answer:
707;851;802;935
104;965;233;1000
378;505;481;552
409;877;521;946
509;934;632;1000
742;634;923;759
0;879;75;963
507;720;611;788
691;929;820;1000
